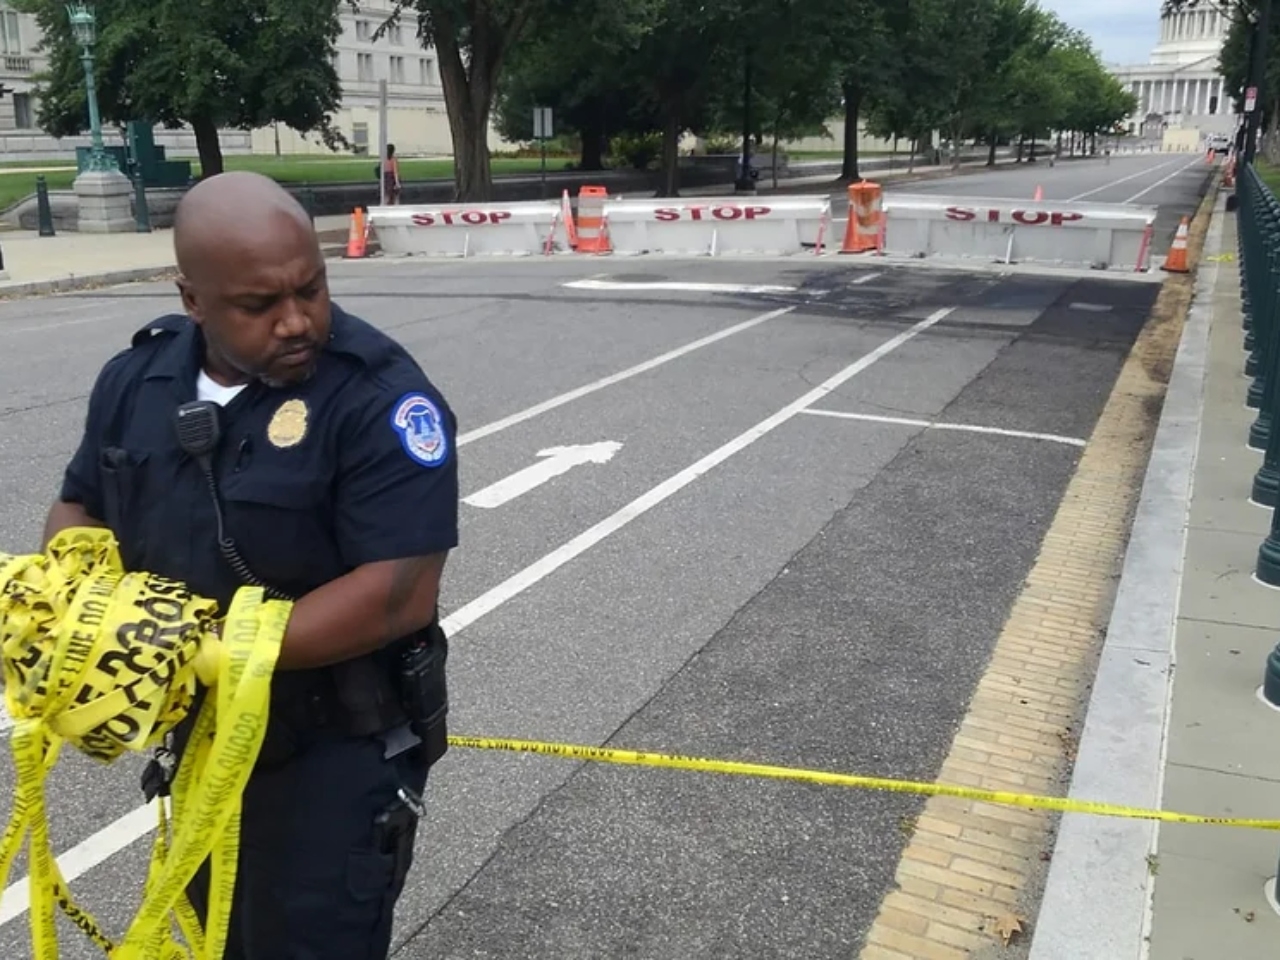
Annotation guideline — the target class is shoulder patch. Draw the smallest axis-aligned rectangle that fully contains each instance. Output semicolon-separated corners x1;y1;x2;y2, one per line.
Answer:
390;392;449;468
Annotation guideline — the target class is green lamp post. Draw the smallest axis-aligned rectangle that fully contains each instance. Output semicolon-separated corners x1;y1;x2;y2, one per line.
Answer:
66;3;114;173
65;2;134;233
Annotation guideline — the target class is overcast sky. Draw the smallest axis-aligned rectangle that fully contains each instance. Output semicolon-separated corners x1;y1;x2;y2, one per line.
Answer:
1038;0;1160;66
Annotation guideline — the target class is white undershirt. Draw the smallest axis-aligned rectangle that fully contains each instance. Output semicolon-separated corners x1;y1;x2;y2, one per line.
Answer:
196;369;248;407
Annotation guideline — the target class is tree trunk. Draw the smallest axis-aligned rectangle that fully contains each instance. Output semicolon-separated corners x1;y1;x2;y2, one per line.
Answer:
987;129;997;166
658;102;681;198
841;81;862;180
192;116;223;178
771;106;781;191
436;30;494;201
430;6;531;202
579;107;605;171
1030;133;1037;162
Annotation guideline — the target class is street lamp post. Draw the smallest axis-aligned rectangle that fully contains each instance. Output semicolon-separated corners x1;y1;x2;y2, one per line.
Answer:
65;2;134;233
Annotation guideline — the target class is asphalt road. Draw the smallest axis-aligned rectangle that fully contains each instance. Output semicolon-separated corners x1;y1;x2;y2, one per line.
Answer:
0;153;1210;959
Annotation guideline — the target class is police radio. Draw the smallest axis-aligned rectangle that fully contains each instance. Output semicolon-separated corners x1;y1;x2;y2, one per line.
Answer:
172;400;294;602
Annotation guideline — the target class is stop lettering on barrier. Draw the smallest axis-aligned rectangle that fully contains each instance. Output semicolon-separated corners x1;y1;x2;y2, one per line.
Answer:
410;210;515;226
944;206;1085;227
653;204;772;222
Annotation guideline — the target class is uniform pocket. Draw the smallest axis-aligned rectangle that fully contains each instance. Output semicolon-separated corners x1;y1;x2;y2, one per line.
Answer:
219;472;338;590
98;447;150;529
98;448;151;564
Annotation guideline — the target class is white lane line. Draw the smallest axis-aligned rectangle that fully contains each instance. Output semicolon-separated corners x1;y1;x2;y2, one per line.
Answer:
563;279;799;295
852;273;882;285
457;306;795;447
0;802;157;926
800;408;1087;447
1067;158;1184;202
1124;158;1204;203
0;306;953;923
440;306;957;636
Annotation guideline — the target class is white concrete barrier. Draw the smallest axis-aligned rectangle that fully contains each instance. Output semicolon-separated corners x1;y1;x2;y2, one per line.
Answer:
600;196;831;256
367;201;572;257
881;195;1159;271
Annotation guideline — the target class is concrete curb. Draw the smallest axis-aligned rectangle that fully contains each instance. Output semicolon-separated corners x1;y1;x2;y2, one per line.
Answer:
0;265;177;301
1026;190;1226;957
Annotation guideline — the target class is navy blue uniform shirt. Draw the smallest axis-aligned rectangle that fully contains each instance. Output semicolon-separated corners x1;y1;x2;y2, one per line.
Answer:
60;301;458;639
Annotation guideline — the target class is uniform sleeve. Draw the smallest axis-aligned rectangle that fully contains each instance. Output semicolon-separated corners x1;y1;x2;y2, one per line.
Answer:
58;354;125;519
333;376;459;568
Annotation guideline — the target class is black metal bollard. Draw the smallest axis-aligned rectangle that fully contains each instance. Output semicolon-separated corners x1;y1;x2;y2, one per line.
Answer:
35;176;55;238
132;166;152;234
1253;273;1280;502
1245;184;1278;421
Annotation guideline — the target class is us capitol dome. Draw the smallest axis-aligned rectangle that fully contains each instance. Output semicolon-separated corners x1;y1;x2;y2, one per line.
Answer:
1110;0;1234;143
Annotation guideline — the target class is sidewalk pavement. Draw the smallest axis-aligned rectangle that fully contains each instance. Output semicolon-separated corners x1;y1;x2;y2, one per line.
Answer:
1029;189;1280;958
0;214;351;299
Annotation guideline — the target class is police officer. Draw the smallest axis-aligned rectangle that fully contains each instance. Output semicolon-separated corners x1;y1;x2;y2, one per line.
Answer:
41;171;458;959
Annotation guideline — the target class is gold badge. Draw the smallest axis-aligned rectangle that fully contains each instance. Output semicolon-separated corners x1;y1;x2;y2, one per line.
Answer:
267;399;309;449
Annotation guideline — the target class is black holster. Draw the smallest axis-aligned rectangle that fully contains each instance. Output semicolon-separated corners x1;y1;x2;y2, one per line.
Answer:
151;623;450;797
329;621;450;767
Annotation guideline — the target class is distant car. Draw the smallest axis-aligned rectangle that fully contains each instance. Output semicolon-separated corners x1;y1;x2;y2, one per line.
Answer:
1208;135;1231;156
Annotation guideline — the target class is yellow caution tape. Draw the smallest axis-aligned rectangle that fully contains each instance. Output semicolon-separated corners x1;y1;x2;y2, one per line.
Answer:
0;528;290;960
3;528;1276;958
449;736;1280;831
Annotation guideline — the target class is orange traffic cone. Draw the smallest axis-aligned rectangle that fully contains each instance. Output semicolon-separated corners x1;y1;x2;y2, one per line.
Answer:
344;207;367;259
1033;185;1044;201
1162;217;1191;274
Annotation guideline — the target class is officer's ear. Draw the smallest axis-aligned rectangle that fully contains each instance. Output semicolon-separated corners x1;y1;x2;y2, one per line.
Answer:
175;275;203;326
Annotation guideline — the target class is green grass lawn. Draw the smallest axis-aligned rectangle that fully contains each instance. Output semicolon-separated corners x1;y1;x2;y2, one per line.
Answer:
1256;159;1280;196
0;154;573;213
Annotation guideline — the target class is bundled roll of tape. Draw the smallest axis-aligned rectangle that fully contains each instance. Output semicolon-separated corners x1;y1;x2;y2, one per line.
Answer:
0;528;290;960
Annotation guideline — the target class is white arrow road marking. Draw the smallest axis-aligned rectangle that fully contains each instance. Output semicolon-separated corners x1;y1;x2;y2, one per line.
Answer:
463;442;624;510
563;279;801;295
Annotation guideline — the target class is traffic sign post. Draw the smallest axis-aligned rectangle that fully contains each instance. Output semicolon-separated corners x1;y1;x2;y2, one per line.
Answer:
533;106;553;199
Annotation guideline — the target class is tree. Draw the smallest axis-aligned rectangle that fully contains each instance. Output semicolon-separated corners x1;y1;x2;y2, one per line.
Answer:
14;0;346;177
818;0;898;180
861;0;953;166
1049;33;1138;152
390;0;555;201
618;0;743;196
698;0;841;175
492;0;661;171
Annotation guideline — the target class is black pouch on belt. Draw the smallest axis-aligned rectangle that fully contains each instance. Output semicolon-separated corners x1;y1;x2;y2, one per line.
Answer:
397;622;449;767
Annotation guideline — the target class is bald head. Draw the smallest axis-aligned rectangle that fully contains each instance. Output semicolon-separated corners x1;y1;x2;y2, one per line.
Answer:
173;171;331;390
174;171;316;280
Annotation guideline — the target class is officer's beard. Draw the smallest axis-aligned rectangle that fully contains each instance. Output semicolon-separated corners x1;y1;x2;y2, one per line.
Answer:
204;338;317;392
